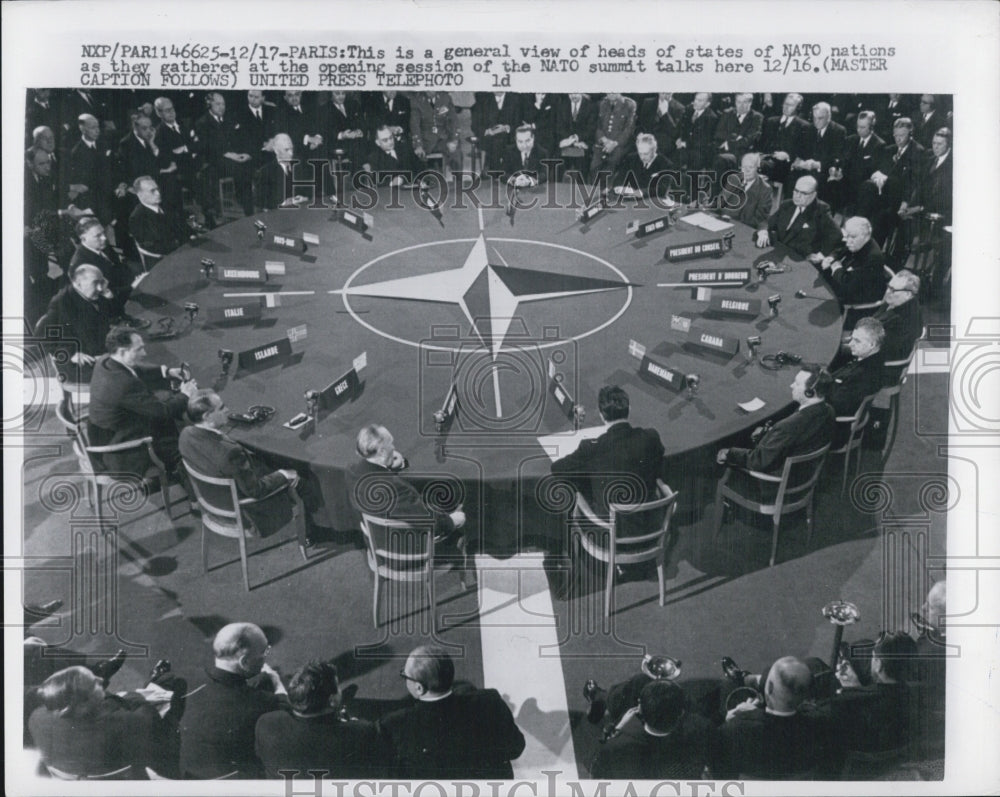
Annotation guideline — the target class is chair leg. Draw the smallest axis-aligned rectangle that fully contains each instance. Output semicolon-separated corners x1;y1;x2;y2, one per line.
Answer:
806;497;816;548
238;533;250;592
769;516;781;567
159;471;174;520
604;554;615;619
840;450;850;496
372;575;380;628
95;482;107;534
656;561;665;607
711;487;726;544
456;535;469;590
201;523;209;574
426;570;436;634
882;393;901;463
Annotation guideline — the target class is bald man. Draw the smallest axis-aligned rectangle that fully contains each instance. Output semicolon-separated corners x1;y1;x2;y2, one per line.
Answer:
759;175;840;258
712;656;830;778
179;623;288;779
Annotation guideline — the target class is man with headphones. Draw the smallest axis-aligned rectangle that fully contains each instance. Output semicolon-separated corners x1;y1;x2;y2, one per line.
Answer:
717;363;835;473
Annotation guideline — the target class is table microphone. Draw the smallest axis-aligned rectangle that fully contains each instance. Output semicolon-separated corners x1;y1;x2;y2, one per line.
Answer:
218;348;234;376
685;373;700;399
746;335;762;363
795;289;824;300
767;294;782;317
200;258;215;279
254;219;267;241
184;302;199;325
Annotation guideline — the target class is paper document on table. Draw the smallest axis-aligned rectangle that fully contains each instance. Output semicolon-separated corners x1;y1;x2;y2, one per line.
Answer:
537;426;607;462
738;397;766;413
128;684;175;718
680;211;734;232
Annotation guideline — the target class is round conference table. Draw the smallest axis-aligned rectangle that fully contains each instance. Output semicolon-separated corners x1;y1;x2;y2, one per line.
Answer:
137;182;843;554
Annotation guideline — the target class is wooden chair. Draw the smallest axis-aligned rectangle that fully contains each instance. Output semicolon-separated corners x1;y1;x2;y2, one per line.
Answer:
182;461;309;592
830;393;877;495
465;135;481;175
45;763;132;780
713;445;831;567
32;312;91;415
877;336;921;463
54;402;175;529
568;479;679;618
841;265;897;331
359;514;470;632
134;242;162;273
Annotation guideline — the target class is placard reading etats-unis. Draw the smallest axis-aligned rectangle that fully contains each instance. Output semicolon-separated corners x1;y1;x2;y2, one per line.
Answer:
267;233;306;253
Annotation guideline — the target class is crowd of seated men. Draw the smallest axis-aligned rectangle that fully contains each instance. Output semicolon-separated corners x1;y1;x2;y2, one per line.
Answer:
22;581;945;781
24;89;952;326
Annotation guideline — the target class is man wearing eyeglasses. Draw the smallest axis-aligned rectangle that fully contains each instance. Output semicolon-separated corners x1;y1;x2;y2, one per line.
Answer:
379;645;525;779
873;270;923;371
179;622;288;779
816;216;891;330
757;175;840;259
40;264;115;383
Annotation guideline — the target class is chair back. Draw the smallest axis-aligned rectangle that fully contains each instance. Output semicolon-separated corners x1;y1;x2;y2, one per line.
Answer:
54;402;98;480
834;394;876;454
134;242;161;272
182;460;248;539
606;480;679;564
359;513;435;582
772;444;831;514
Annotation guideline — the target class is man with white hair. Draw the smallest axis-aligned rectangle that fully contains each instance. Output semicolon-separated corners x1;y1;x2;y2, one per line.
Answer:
828;316;885;417
256;133;311;209
712;93;763;196
179;622;288;779
611;132;674;199
818;216;891;328
791;101;847;204
720;152;772;229
758;92;811;188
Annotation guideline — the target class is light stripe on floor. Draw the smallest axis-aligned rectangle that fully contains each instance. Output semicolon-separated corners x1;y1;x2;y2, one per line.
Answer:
474;552;578;780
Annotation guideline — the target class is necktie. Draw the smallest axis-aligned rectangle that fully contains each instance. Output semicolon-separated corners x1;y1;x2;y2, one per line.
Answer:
693;110;701;121
281;162;289;176
572;101;579;120
387;99;393;112
738;114;745;125
254;109;261;121
389;150;397;160
781;115;787;125
786;207;802;230
522;151;528;166
172;123;180;133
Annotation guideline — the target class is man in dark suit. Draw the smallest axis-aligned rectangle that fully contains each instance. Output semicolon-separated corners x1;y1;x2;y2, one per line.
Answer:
24;145;69;321
710;656;830;779
913;94;942;149
553;92;597;178
829;317;885;417
717;364;835;474
59;89;111;138
829;111;885;214
366;91;411;143
792;101;847;206
345;424;466;540
179;389;300;538
857;117;925;253
873;94;914;141
590;680;714;780
40;264;116;383
325;91;367;171
255;133;312;210
674;92;717;197
179;623;289;779
255;659;382;779
873;269;923;371
758;93;812;189
637;92;686;160
87;327;196;477
194;92;254;227
589;93;638;184
65;113;127;229
712;93;764;197
758;175;841;259
902;127;952;223
521;93;558;157
472;92;524;173
68;215;142;326
719;152;773;230
232;90;277;168
502;124;550;186
611;133;674;200
26;89;60;146
818;216;891;328
276;90;325;157
128;176;192;259
551;385;665;517
362;125;418;186
378;645;525;779
153;96;198;194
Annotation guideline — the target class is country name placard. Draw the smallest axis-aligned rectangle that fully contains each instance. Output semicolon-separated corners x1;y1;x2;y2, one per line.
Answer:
708;296;761;318
205;303;263;325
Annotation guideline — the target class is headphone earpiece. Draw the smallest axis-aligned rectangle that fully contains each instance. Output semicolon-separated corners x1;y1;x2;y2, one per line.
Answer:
804;369;819;398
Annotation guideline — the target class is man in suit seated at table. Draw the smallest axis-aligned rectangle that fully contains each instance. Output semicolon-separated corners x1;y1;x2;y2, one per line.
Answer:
362;124;417;187
551;385;665;518
255;133;311;210
88;326;197;482
378;645;526;779
716;364;835;475
590;680;715;780
179;622;288;779
179;389;301;539
756;175;840;259
828;317;885;418
816;216;891;330
719;152;772;230
128;175;193;260
345;424;466;542
553;92;597;179
255;659;382;779
611;133;674;200
873;269;923;377
502;124;550;187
